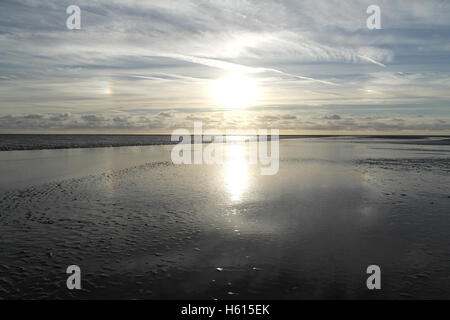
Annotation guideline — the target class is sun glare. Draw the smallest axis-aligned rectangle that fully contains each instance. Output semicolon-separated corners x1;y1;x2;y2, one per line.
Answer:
223;144;249;202
211;74;259;109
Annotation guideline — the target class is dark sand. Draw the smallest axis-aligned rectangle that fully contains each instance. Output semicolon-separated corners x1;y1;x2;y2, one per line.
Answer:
0;137;450;299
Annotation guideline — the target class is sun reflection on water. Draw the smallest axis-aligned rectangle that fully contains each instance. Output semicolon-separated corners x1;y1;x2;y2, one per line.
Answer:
223;143;249;202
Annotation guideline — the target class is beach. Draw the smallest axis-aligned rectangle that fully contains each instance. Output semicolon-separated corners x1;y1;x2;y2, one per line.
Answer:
0;136;450;299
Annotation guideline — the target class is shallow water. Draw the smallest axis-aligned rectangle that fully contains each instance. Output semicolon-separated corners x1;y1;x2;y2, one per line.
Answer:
0;137;449;299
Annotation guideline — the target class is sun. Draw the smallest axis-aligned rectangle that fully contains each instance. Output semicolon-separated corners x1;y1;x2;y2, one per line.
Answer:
210;73;259;109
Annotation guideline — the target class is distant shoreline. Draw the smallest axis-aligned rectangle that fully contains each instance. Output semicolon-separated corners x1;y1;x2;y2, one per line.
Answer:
1;133;449;138
0;134;449;152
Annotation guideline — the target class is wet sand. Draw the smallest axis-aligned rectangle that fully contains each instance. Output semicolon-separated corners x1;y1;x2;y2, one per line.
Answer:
0;137;450;299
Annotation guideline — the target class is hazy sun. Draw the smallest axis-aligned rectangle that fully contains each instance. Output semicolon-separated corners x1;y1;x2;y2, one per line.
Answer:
211;74;259;109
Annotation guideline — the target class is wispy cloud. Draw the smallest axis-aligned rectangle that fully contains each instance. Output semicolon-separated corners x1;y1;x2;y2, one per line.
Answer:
356;55;387;68
164;53;337;85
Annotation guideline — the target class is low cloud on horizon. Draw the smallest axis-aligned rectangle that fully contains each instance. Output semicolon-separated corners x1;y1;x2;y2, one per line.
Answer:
1;111;448;135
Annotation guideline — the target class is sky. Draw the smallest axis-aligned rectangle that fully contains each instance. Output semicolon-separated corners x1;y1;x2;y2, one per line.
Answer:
0;0;449;134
